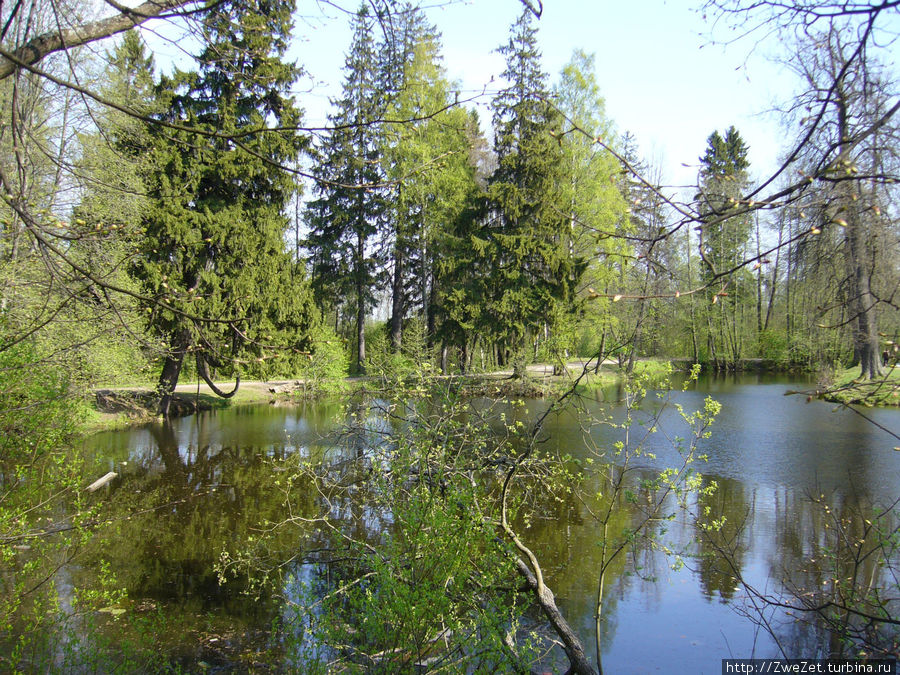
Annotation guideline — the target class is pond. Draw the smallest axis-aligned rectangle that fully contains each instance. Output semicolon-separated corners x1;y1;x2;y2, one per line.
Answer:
71;373;900;672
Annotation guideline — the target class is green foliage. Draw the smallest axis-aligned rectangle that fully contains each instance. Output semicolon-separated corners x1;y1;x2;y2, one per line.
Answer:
432;112;492;362
481;10;584;361
757;329;791;368
0;336;81;475
364;318;433;382
137;0;315;404
215;382;545;671
305;474;531;672
555;50;629;301
296;322;350;396
697;126;754;366
380;8;477;352
0;333;136;671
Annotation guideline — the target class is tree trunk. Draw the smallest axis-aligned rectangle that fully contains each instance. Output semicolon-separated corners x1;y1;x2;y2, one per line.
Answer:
426;273;437;344
390;245;403;353
688;279;699;363
755;213;763;337
514;558;596;675
157;331;189;417
627;262;652;376
356;231;366;375
845;220;882;379
837;82;882;380
764;214;783;332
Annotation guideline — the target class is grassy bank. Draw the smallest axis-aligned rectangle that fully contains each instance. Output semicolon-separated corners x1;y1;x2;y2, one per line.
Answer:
822;365;900;407
81;381;284;433
79;359;690;434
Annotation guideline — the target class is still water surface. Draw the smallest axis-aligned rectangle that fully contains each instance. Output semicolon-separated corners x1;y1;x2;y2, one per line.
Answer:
82;373;900;672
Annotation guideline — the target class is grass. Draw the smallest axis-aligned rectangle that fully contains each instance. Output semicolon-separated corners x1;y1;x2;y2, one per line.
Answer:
568;358;677;396
823;364;900;407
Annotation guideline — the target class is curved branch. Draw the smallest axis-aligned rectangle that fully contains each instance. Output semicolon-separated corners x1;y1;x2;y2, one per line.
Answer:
196;352;240;399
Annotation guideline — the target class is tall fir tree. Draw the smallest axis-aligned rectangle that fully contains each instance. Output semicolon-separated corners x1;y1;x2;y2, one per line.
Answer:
697;125;752;367
136;0;315;415
379;5;475;353
432;110;492;373
484;9;582;376
305;3;386;374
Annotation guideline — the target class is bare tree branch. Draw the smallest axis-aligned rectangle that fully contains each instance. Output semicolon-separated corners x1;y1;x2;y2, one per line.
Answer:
0;0;201;81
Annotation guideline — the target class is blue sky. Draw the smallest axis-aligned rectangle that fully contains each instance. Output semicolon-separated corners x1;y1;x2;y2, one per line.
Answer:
288;0;791;191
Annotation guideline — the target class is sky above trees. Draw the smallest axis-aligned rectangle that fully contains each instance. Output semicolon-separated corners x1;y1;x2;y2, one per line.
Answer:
280;0;793;189
135;1;795;188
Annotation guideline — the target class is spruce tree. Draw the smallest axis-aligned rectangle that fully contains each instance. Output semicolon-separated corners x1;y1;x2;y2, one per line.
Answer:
432;110;492;373
698;126;751;277
136;0;315;415
697;125;752;366
484;9;580;376
305;4;386;375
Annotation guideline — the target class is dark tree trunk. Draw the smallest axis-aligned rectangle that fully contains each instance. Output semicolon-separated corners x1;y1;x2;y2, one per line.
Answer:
846;222;882;379
426;275;437;344
356;231;366;375
196;353;239;398
764;215;783;332
461;340;469;376
390;245;403;353
157;331;189;417
755;214;763;336
594;329;607;375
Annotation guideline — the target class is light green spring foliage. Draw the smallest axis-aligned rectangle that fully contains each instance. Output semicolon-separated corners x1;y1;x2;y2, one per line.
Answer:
0;33;154;390
214;381;543;671
0;31;160;673
365;317;431;382
76;30;156;234
0;337;136;671
555;50;629;269
551;50;630;359
296;322;350;396
379;8;477;336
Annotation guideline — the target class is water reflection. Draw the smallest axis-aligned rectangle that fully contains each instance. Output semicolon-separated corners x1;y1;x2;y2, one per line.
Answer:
75;378;900;670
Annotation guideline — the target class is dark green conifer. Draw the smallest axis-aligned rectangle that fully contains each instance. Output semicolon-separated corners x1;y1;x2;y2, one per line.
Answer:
137;0;315;415
483;9;582;376
304;4;387;375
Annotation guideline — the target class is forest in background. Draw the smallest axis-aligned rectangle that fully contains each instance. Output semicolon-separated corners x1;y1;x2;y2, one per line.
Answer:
1;0;898;413
1;0;899;671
